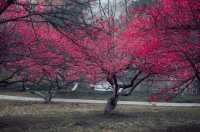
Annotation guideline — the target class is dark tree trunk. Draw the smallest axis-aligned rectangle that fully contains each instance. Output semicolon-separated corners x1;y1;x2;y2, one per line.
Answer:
44;86;53;103
104;74;119;114
104;95;118;114
45;94;53;103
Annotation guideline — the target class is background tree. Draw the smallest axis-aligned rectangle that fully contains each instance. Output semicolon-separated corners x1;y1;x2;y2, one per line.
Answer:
123;0;200;98
0;0;92;88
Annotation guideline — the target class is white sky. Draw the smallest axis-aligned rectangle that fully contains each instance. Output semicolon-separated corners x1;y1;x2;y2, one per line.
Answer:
90;0;132;18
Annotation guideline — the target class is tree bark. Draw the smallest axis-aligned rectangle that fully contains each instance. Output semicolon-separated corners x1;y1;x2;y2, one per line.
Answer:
45;86;53;103
104;74;119;114
104;95;118;114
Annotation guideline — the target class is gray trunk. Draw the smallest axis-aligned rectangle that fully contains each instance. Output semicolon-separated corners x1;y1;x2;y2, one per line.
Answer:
104;74;119;114
104;96;118;114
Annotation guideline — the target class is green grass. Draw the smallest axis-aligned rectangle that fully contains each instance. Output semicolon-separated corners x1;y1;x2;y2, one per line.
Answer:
0;101;200;132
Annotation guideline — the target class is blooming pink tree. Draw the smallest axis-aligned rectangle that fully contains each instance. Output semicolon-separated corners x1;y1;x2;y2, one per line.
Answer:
0;0;91;83
122;0;200;99
0;0;199;113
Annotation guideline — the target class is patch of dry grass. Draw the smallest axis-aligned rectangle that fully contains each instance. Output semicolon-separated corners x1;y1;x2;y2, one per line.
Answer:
0;101;200;132
0;91;36;97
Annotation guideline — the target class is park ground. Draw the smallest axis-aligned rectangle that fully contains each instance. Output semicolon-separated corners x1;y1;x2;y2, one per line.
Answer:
0;101;200;132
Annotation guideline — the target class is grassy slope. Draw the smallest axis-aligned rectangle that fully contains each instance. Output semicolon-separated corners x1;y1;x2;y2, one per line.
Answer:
0;101;200;132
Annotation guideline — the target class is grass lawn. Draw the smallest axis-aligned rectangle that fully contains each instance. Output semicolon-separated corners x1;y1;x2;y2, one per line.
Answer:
0;101;200;132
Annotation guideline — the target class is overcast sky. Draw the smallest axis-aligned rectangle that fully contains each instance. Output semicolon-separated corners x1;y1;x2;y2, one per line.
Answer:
91;0;132;18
